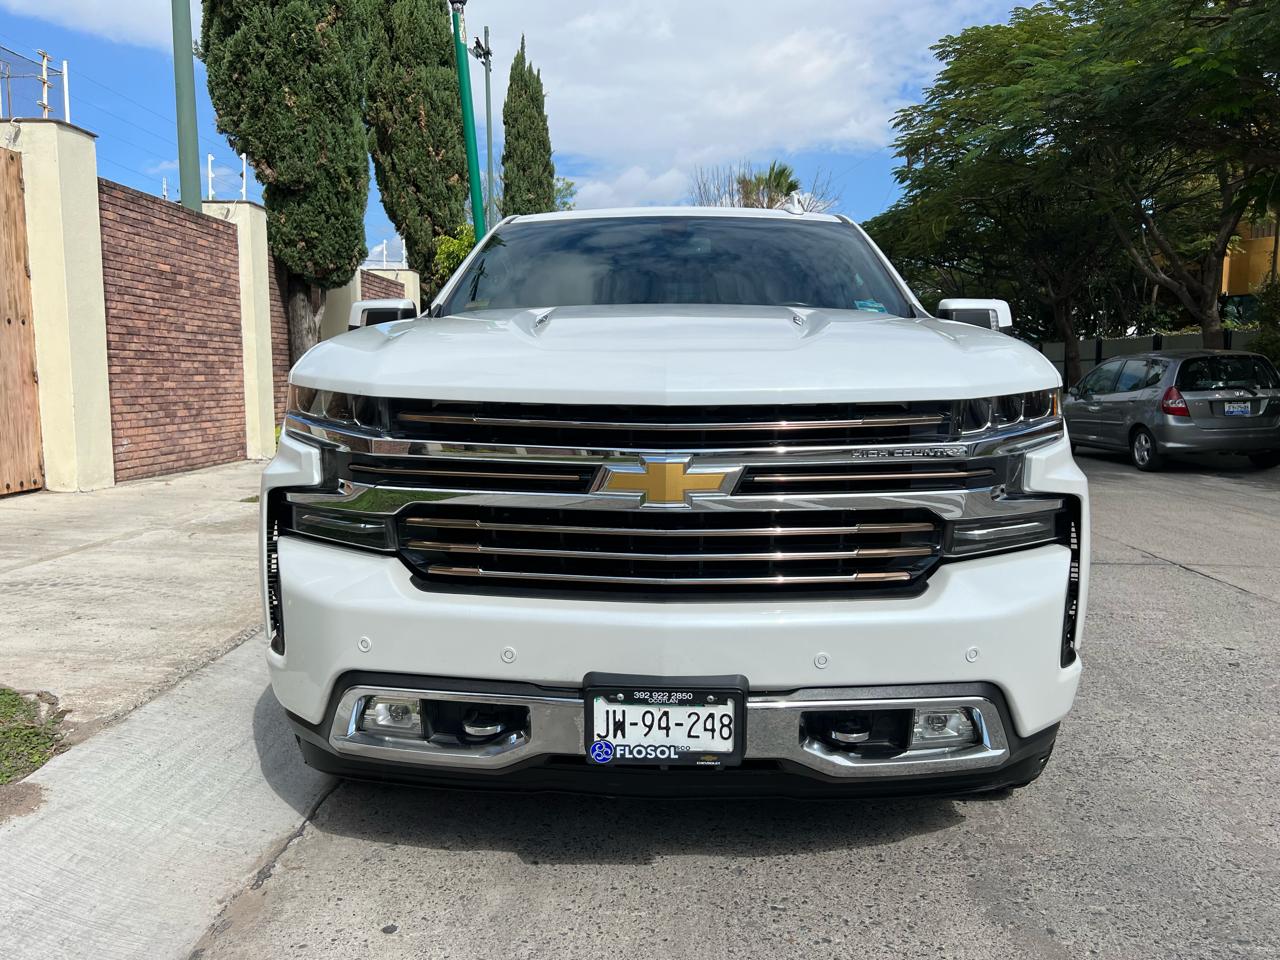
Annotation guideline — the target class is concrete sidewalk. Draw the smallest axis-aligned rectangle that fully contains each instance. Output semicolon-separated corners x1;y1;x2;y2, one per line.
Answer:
0;460;263;743
0;636;333;959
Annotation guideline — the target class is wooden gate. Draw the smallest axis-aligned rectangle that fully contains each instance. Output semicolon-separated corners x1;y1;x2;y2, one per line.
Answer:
0;147;43;495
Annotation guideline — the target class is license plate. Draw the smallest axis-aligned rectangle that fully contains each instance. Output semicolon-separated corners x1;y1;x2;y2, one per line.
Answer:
584;677;745;768
1224;401;1252;416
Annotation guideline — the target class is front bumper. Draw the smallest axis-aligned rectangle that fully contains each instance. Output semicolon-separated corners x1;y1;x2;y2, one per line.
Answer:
287;676;1058;797
263;430;1088;793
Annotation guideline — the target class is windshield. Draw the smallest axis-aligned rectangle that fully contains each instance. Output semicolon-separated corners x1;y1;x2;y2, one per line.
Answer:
1176;355;1280;391
440;216;913;317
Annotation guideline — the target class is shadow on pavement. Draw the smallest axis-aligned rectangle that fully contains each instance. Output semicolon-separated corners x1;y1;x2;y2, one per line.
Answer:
1075;448;1274;478
312;781;967;866
249;683;967;866
251;684;336;816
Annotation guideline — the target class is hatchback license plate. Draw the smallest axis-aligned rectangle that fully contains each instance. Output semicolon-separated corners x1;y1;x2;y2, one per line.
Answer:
585;683;744;768
1224;401;1251;416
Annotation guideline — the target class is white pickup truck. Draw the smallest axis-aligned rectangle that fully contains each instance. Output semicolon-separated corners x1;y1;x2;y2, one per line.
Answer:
263;207;1088;797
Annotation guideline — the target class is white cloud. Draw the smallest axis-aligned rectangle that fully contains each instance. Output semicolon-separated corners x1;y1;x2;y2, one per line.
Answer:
473;0;1009;206
0;0;200;51
8;0;1012;207
574;166;689;210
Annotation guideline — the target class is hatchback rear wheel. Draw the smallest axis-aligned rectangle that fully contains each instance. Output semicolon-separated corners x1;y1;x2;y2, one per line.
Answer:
1248;451;1280;470
1130;427;1163;471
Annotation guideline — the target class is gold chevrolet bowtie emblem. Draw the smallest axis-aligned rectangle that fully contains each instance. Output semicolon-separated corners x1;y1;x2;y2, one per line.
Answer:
596;456;738;507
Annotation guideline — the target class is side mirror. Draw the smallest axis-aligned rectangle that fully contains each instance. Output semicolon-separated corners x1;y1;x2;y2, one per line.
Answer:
348;298;418;330
937;298;1013;331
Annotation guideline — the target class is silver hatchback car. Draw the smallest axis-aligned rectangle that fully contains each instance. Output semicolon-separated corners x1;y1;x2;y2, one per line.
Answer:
1063;350;1280;471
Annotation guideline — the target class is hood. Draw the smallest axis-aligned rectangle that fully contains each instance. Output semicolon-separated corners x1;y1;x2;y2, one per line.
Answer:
291;304;1061;404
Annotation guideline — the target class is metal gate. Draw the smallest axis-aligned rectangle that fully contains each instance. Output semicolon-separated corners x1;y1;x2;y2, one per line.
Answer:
0;146;43;495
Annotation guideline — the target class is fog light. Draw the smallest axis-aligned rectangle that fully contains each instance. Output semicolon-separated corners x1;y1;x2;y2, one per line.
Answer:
910;708;977;749
361;697;423;737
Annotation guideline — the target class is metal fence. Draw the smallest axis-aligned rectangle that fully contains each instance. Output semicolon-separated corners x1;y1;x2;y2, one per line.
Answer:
0;45;70;122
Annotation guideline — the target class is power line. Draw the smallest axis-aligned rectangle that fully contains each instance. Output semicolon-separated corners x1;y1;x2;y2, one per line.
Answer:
72;68;178;128
73;95;178;149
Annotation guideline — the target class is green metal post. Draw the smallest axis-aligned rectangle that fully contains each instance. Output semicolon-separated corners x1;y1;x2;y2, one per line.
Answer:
450;3;486;236
170;0;202;211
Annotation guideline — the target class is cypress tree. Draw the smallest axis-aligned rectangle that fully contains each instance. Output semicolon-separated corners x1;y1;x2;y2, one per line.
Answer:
201;0;373;361
365;0;467;287
500;37;555;215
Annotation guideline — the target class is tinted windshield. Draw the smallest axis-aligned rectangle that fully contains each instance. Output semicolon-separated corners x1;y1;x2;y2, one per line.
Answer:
441;216;913;317
1176;355;1280;391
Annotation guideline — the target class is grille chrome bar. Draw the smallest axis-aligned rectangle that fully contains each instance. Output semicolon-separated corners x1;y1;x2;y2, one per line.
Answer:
426;565;914;586
407;540;936;561
349;464;585;482
748;469;993;483
406;517;937;537
286;412;1064;458
398;412;947;431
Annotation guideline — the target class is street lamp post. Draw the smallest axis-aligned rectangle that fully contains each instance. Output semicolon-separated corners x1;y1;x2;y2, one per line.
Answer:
449;1;486;237
471;27;496;230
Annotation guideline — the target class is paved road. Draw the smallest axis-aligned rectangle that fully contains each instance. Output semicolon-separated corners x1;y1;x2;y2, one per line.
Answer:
191;453;1280;960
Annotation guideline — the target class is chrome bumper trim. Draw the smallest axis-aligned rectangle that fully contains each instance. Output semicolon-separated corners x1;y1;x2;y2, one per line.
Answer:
290;481;1062;522
284;413;1063;460
328;685;1010;778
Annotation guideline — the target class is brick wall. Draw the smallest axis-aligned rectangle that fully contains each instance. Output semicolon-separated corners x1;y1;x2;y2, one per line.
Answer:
268;257;291;423
99;180;246;481
361;269;405;301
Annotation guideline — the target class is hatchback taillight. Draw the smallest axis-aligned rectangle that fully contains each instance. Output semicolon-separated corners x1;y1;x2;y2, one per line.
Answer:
1161;386;1190;417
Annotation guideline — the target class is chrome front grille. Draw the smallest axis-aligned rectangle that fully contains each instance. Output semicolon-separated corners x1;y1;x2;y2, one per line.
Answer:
386;399;958;449
283;395;1067;599
396;504;942;595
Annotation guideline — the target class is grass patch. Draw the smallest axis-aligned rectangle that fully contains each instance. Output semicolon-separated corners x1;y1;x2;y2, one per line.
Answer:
240;494;260;503
0;688;61;785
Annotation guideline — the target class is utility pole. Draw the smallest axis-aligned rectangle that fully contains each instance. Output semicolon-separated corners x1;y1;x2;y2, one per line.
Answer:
170;0;202;211
207;154;215;200
471;27;495;229
449;1;486;237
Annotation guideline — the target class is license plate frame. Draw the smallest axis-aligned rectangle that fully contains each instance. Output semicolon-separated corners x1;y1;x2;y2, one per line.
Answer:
583;672;747;768
1224;400;1252;417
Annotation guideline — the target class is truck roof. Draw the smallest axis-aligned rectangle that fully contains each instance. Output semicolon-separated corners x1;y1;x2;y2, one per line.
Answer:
506;206;847;225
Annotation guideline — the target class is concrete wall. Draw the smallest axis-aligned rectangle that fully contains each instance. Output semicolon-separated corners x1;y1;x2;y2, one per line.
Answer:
1223;221;1277;296
203;200;276;460
2;119;115;492
366;267;418;310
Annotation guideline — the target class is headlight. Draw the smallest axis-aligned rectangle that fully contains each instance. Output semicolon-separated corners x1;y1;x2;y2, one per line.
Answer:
962;389;1060;434
286;386;379;427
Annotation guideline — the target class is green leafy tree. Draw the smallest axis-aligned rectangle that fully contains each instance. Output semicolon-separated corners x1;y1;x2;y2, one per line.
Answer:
995;0;1280;348
554;176;577;211
202;0;373;361
739;161;800;208
430;223;476;293
689;160;838;212
882;5;1120;384
1251;276;1280;367
365;0;467;289
500;36;556;215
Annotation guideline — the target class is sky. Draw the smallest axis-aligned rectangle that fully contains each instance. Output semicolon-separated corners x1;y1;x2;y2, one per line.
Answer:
0;0;1014;263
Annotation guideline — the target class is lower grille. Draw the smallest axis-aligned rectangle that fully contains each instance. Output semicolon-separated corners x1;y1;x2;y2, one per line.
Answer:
397;504;941;596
